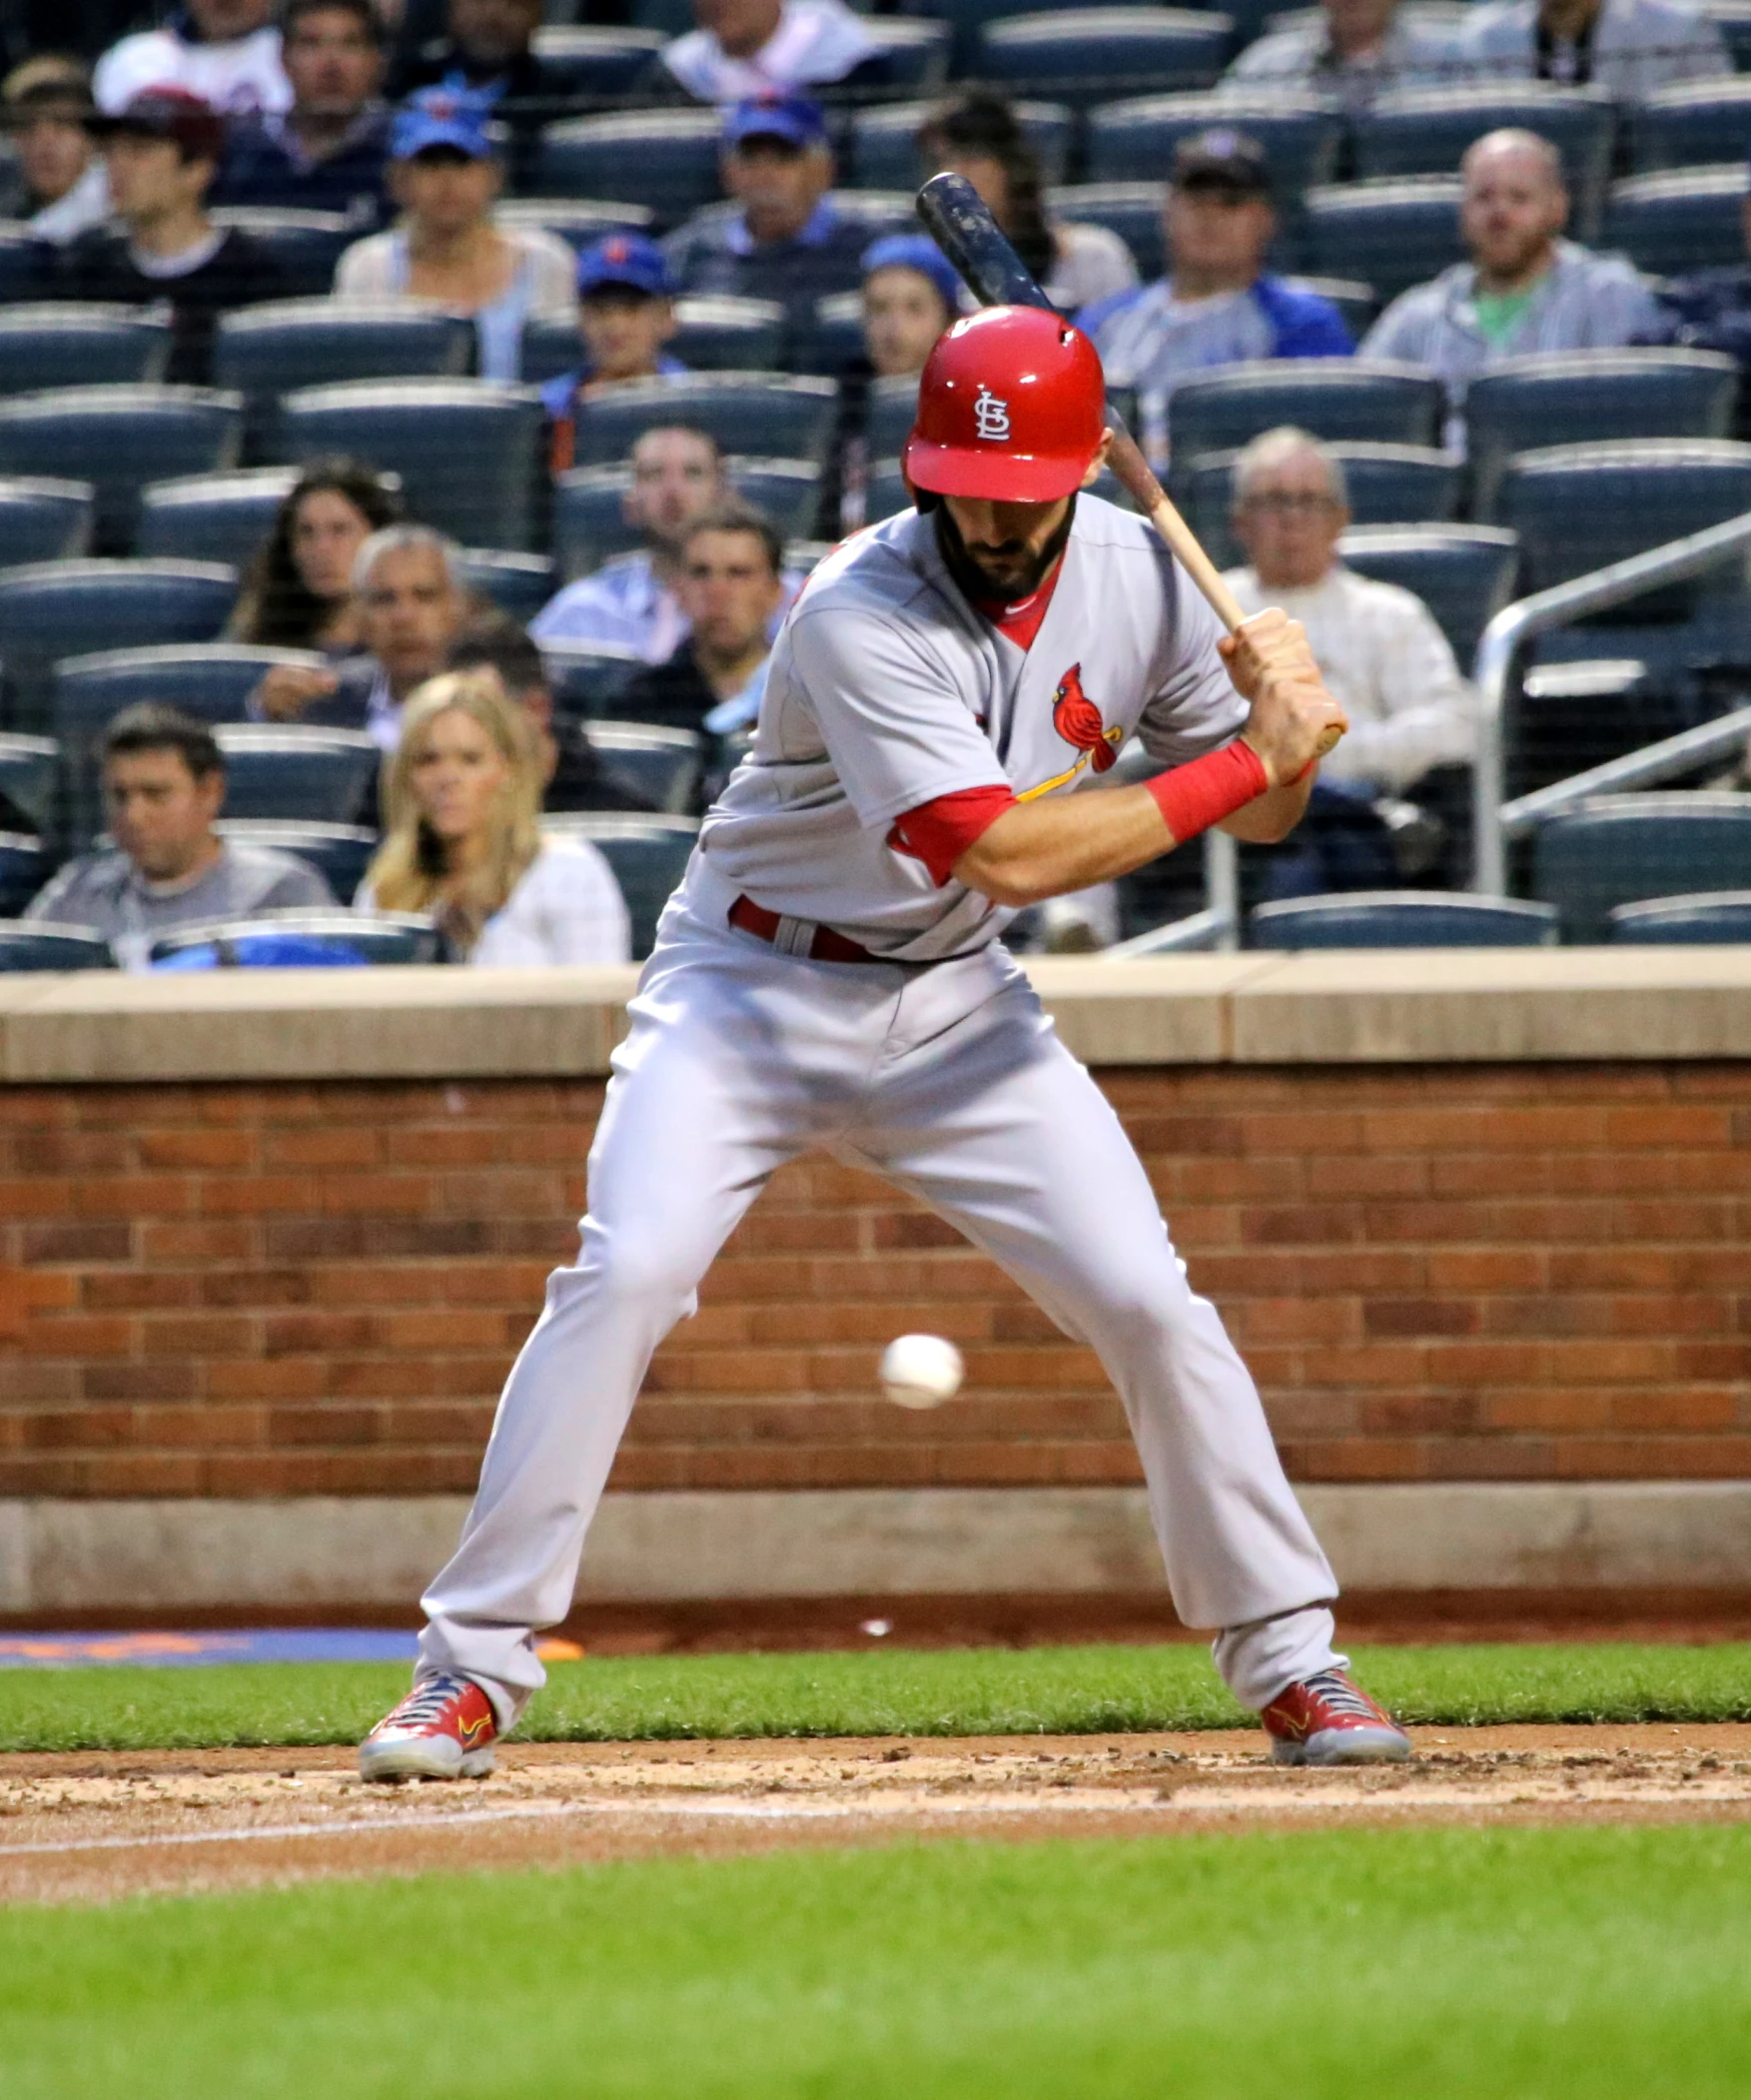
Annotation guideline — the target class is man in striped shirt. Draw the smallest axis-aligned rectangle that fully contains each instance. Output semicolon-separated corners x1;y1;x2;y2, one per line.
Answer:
1362;128;1659;449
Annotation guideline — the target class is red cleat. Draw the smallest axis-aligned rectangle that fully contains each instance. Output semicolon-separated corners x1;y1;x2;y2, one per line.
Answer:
1261;1669;1411;1766
359;1671;498;1782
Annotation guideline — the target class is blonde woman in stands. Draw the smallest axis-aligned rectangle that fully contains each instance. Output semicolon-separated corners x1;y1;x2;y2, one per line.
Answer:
357;671;630;964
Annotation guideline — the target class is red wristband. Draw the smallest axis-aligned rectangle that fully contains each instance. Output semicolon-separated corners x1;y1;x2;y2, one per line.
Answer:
1148;739;1270;846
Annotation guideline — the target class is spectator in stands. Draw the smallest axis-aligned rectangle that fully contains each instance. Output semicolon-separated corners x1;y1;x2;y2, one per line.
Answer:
230;460;405;653
654;0;890;104
1225;0;1455;109
1451;0;1728;96
393;0;551;189
94;0;291;117
212;0;391;228
1;55;109;244
333;85;575;383
447;617;659;813
615;504;784;736
357;670;631;964
24;703;331;971
532;423;728;659
251;524;471;749
1223;428;1474;806
544;236;689;474
1636;150;1751;430
1079;131;1353;466
1363;129;1660;445
916;93;1138;316
60;89;285;386
860;233;957;381
666;93;869;363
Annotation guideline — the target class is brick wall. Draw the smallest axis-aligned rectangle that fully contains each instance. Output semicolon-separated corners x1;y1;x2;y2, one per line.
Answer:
4;1061;1750;1498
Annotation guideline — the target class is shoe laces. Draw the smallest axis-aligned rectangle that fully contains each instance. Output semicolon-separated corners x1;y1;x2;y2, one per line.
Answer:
391;1672;474;1726
1302;1670;1380;1720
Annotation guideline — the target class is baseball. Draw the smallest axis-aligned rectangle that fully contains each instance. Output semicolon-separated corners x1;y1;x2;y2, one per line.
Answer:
880;1333;964;1410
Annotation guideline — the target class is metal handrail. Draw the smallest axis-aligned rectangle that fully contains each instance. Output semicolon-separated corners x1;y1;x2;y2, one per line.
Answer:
1104;828;1240;958
1498;700;1751;838
1472;511;1751;893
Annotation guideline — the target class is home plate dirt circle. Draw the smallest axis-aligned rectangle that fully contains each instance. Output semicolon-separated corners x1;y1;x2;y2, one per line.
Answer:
3;1724;1750;1905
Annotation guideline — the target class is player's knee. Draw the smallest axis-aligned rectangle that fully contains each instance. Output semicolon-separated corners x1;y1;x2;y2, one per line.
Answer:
581;1221;701;1313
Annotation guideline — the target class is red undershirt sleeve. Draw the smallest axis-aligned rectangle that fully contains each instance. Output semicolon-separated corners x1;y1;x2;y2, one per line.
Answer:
887;784;1020;887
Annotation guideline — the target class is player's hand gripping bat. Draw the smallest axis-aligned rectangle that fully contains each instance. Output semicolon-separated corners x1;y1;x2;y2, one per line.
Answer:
915;171;1345;762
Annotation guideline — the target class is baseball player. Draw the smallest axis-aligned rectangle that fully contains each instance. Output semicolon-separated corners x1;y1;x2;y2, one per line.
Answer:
362;306;1410;1780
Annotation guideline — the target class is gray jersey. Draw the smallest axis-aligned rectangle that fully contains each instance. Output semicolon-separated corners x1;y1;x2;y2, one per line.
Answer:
695;495;1247;961
25;839;333;969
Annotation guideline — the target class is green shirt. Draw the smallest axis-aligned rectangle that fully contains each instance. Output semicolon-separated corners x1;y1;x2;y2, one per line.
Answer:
1471;286;1537;347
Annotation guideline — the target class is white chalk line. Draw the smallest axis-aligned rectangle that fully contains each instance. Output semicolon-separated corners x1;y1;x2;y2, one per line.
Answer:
0;1790;1173;1860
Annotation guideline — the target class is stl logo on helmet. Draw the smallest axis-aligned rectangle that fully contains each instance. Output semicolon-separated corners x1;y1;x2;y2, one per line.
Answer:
972;386;1011;443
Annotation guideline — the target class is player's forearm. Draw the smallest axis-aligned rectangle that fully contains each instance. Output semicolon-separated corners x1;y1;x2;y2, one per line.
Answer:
952;786;1178;906
1217;769;1315;843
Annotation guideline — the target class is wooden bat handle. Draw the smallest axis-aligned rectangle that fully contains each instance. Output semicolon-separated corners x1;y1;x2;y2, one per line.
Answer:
1102;423;1343;758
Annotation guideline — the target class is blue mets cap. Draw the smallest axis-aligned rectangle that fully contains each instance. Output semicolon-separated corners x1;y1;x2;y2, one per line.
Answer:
861;233;960;313
391;85;499;162
577;232;675;299
722;91;827;152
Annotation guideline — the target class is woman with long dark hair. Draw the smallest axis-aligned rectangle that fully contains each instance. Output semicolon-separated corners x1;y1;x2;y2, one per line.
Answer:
915;91;1137;316
230;460;404;653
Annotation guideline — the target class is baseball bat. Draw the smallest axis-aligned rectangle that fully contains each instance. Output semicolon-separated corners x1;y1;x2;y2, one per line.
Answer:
914;171;1342;756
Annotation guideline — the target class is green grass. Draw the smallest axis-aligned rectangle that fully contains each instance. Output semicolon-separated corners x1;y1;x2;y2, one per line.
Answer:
1;1641;1748;1751
6;1825;1751;2097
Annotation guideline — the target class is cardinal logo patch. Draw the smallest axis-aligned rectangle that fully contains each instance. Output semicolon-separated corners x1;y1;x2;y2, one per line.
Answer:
1020;663;1125;800
973;386;1011;442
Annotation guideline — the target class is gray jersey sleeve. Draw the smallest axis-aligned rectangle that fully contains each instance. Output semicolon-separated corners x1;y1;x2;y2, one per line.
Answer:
1133;557;1251;766
783;603;1012;830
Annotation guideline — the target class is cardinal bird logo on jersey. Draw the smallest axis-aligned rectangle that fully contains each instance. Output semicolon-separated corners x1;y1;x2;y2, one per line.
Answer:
1052;663;1120;773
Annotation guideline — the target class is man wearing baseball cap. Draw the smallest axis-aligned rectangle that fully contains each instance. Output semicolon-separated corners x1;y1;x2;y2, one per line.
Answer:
667;91;870;364
1078;130;1352;464
60;88;285;386
543;236;690;474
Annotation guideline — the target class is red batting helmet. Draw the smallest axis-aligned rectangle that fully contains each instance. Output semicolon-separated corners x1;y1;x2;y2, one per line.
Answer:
904;305;1106;505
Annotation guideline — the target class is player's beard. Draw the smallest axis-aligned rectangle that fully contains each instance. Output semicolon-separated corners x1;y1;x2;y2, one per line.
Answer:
934;497;1077;606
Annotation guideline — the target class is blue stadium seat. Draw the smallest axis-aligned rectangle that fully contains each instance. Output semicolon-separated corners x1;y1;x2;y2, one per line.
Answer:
851;98;1074;190
1608;889;1751;940
1632;78;1751;171
0;305;170;396
0;386;243;553
978;10;1233;106
1168;362;1444;469
210;208;354;299
1250;892;1560;947
567;374;839;469
864;460;914;525
0;923;114;971
271;380;546;550
0;831;49;915
0;478;93;567
912;0;1140;73
1601;167;1746;276
214;725;380;824
818;189;914;242
1084;93;1342;222
0;730;58;834
517;316;584;389
1706;0;1751;68
1338;524;1520;667
540;640;645;717
453;548;559;625
1048;183;1167;281
866;376;922;469
803;292;865;378
862;16;954;87
552;456;820;575
0;562;238;732
584;723;703;813
0;227;47;302
149;909;439;967
1466;352;1739;522
136;467;298;565
529;299;791;382
213;818;375;902
1303;176;1467;302
1532;794;1751;940
215;302;472;451
541;812;698;957
534;111;723;226
1352;86;1617;239
1286;276;1379;341
529;23;667;93
1179;442;1460;571
1497;439;1751;596
494;199;656;253
1516;658;1673;795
